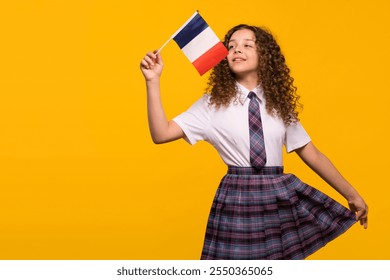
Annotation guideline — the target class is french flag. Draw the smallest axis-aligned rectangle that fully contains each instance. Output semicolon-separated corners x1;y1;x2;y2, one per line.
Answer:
171;12;228;75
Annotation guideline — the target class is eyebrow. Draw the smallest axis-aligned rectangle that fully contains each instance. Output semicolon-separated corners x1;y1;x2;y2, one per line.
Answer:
228;38;256;43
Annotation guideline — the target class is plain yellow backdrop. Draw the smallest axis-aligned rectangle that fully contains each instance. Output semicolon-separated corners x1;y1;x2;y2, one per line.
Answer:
0;0;389;259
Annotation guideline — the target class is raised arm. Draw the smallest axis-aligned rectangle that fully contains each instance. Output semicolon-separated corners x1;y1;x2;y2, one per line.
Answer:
295;142;368;229
140;51;184;144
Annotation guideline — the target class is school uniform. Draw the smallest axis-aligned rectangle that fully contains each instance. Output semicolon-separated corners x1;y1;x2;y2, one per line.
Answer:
173;82;356;260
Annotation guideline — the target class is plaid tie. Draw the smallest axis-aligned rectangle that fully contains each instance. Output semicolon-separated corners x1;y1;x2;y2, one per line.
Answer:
248;91;266;168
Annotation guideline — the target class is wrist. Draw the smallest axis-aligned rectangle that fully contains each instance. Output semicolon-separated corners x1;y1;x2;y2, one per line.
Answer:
146;77;161;84
344;189;361;202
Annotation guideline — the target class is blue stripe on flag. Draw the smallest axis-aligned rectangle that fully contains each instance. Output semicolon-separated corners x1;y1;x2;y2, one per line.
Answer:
173;13;208;49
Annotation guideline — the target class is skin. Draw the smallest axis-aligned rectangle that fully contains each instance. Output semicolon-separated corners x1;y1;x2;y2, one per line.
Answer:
140;29;368;229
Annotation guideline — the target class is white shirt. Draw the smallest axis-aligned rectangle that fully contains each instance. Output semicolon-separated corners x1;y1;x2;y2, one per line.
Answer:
173;83;311;166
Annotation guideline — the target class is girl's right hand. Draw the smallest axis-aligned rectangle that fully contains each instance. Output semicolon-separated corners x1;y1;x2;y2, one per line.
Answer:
140;51;163;81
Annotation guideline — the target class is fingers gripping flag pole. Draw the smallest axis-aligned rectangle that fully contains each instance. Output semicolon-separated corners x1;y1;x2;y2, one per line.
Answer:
156;11;228;75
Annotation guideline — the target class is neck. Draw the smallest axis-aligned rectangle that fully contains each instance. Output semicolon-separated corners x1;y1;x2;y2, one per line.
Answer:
235;74;259;90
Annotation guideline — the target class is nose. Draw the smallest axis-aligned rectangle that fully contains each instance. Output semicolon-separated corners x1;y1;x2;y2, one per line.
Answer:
234;48;242;54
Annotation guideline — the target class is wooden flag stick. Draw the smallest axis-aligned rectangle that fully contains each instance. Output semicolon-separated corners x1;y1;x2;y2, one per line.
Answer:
155;37;172;55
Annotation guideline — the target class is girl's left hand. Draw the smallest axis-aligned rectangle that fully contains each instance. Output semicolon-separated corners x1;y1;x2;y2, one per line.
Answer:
348;197;368;229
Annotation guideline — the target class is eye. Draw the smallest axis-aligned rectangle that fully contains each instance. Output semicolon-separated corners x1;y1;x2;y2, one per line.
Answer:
228;45;235;50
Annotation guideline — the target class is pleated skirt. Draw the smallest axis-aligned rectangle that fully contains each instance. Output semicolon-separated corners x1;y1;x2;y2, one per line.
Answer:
201;166;357;260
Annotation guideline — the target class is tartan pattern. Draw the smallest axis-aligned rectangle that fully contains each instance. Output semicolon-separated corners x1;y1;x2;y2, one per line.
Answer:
201;166;357;260
248;92;266;168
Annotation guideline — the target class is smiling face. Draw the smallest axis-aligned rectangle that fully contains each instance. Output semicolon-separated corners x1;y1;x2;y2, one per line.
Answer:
227;28;259;83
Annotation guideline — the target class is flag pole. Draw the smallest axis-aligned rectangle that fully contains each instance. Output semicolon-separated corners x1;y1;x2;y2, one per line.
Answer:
155;37;172;54
155;10;199;55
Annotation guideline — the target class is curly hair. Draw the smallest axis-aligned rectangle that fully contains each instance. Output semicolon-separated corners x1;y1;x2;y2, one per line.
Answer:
207;24;302;125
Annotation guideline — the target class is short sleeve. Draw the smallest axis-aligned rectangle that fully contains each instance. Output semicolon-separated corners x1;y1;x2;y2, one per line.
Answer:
285;121;311;153
172;94;210;145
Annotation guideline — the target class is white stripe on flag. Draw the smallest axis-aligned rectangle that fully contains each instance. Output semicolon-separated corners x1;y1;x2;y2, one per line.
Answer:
181;27;221;62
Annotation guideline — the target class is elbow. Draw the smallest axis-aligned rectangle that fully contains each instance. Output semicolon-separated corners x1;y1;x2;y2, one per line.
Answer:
152;139;165;145
151;135;169;145
149;123;183;144
151;136;164;145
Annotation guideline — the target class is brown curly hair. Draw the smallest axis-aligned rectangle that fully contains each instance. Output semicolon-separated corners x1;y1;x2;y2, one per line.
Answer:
207;24;302;125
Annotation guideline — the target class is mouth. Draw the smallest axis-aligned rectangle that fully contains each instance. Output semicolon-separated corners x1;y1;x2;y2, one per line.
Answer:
232;57;246;62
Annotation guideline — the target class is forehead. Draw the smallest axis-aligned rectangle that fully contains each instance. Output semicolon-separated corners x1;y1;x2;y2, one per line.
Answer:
229;29;256;42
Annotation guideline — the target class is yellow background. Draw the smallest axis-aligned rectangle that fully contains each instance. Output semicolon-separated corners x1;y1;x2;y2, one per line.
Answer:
0;0;389;259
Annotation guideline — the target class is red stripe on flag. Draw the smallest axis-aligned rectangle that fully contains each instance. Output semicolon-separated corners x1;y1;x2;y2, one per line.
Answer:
192;42;228;75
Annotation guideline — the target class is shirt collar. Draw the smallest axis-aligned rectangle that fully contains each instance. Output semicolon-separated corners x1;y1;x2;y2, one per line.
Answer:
236;82;264;105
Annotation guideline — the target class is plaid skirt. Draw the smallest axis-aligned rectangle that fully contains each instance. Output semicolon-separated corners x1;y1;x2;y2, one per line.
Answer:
201;166;357;260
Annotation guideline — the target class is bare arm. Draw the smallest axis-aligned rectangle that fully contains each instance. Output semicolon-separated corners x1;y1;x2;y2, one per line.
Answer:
295;142;368;228
140;52;184;144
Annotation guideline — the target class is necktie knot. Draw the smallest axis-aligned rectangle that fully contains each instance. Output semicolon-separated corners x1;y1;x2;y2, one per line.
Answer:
248;91;256;100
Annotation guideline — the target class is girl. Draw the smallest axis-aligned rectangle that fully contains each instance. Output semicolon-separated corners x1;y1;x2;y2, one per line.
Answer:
140;24;368;260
